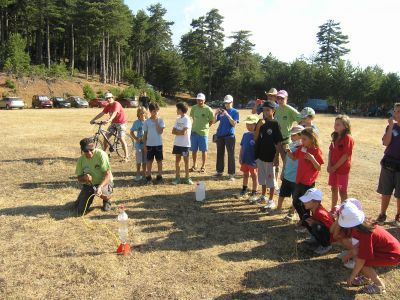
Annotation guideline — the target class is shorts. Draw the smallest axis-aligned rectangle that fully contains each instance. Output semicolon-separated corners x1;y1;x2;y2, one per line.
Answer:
172;145;190;157
135;149;147;164
190;132;208;152
279;178;296;197
75;182;113;214
108;123;127;139
377;166;400;198
364;256;400;267
146;145;163;161
240;164;257;175
328;173;349;193
256;159;276;188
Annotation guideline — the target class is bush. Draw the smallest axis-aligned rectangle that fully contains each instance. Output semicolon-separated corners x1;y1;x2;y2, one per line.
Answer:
120;86;138;98
48;62;68;79
4;33;30;74
96;89;104;97
5;79;16;90
83;84;95;100
109;87;122;98
122;69;146;89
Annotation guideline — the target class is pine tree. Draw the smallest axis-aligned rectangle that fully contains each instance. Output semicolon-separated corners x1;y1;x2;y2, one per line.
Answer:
316;20;350;65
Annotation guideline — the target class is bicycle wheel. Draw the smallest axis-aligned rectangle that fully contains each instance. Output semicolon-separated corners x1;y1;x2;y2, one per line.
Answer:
113;135;125;158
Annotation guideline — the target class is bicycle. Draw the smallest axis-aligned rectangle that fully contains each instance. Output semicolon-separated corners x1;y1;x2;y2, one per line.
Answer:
92;122;126;158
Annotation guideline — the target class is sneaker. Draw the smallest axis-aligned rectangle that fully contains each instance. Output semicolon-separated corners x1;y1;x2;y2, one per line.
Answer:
314;245;332;255
171;177;181;185
394;214;400;227
251;195;266;204
304;235;318;244
337;250;348;259
228;174;235;181
155;175;164;183
145;176;152;184
134;175;142;182
214;172;223;177
257;195;268;205
375;213;387;225
239;189;249;199
182;177;194;185
344;259;356;269
265;199;276;210
102;200;112;212
248;192;258;202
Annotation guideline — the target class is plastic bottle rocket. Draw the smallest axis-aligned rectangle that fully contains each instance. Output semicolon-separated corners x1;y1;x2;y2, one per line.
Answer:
195;181;206;202
116;205;131;255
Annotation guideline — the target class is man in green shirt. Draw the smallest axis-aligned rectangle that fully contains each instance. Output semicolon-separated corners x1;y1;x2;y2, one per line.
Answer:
189;93;214;172
274;90;301;190
75;137;113;214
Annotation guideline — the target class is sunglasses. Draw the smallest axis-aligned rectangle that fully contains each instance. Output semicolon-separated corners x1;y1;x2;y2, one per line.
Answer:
277;97;285;100
83;148;95;153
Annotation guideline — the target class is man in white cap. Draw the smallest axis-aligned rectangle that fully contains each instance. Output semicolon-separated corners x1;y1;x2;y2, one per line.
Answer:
189;93;214;172
90;92;129;161
214;95;239;180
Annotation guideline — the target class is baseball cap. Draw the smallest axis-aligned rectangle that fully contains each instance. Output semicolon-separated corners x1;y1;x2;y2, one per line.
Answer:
265;88;278;96
290;125;305;135
263;100;276;109
196;93;206;101
299;188;323;203
104;92;113;99
300;107;316;119
338;201;365;228
276;90;288;98
223;95;233;103
244;115;259;124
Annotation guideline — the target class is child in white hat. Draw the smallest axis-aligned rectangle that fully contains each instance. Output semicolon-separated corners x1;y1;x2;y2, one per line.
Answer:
299;188;334;255
337;201;400;294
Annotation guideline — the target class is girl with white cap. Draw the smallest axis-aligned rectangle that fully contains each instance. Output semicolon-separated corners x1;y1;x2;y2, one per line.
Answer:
338;201;400;294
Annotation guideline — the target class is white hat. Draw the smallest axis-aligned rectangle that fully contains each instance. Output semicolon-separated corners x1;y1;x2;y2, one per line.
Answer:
196;93;206;101
104;92;113;99
299;188;323;203
224;95;233;103
344;198;363;211
290;125;305;135
338;202;365;228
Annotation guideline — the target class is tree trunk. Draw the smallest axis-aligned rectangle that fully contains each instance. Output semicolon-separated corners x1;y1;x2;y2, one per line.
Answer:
0;9;3;45
101;32;106;83
91;49;96;79
46;20;50;69
35;30;42;64
71;23;75;76
106;32;110;83
118;44;121;82
85;45;89;80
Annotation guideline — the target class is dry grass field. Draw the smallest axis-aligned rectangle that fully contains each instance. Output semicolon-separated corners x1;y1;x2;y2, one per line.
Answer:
0;106;399;300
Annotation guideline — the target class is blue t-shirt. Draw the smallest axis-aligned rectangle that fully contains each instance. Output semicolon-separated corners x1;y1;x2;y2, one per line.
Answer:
240;132;256;167
216;108;239;137
130;119;145;150
283;142;300;182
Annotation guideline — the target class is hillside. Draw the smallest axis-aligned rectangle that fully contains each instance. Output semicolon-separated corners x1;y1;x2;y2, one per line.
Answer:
0;73;129;107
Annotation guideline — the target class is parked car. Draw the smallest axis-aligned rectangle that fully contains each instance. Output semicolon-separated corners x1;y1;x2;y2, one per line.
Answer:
288;102;299;110
51;96;71;108
0;96;25;109
67;96;89;108
32;95;53;108
89;98;108;108
245;100;256;109
303;99;329;113
116;97;138;108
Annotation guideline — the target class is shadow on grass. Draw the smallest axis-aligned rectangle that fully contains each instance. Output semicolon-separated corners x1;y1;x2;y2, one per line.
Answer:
0;201;77;220
215;258;358;300
0;157;76;164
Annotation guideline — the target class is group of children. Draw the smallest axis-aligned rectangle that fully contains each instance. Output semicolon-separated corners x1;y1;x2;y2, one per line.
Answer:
128;100;399;295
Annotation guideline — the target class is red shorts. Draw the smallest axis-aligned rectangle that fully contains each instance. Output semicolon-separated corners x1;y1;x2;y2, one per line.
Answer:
328;173;349;192
240;164;257;175
364;257;400;267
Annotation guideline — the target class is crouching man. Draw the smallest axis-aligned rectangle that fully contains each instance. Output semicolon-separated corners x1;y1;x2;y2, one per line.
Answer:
75;137;113;214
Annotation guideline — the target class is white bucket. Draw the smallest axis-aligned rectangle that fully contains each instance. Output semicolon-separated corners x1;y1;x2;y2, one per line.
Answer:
195;181;206;202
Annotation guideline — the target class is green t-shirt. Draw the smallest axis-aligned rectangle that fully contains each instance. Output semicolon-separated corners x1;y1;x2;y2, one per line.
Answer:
274;105;301;140
75;149;113;185
190;104;214;136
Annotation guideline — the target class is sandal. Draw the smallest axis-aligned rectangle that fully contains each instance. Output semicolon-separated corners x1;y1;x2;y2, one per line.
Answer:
189;166;197;172
351;275;370;286
200;167;206;173
358;284;386;294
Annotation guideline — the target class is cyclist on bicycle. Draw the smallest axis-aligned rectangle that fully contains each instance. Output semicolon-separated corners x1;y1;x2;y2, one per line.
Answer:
90;92;129;161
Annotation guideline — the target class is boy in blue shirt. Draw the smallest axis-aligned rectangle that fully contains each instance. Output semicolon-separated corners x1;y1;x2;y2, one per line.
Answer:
130;107;148;181
239;115;259;200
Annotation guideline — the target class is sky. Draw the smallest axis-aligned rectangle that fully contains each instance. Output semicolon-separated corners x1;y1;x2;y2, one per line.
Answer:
126;0;400;73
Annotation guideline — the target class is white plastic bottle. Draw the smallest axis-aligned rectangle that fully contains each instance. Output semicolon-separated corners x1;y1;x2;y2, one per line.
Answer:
117;206;129;244
195;181;206;202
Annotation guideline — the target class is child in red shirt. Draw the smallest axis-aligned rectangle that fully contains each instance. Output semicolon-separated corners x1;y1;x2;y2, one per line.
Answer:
299;188;334;255
338;202;400;295
285;128;324;226
328;115;354;214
